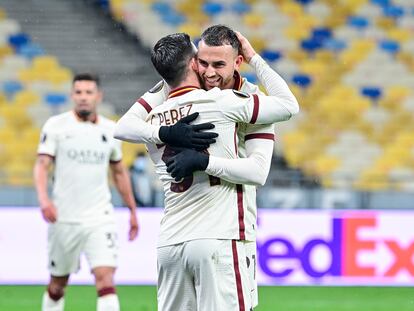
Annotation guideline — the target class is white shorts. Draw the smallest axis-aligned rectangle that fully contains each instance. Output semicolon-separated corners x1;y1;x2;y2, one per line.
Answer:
157;239;251;311
47;221;118;276
244;241;258;308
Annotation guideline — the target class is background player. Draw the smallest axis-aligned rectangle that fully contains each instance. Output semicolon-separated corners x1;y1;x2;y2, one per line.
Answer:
114;24;297;309
34;73;139;311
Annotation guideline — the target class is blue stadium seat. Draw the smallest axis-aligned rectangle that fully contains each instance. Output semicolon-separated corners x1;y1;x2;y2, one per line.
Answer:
45;93;67;107
311;27;332;43
292;74;312;89
370;0;390;8
231;1;251;15
151;2;172;15
323;38;347;52
301;38;322;53
295;0;314;5
202;2;224;16
361;87;382;102
379;39;400;55
260;49;282;62
242;72;258;84
347;16;369;30
3;80;23;97
161;12;186;26
8;32;30;51
383;6;405;19
18;43;44;59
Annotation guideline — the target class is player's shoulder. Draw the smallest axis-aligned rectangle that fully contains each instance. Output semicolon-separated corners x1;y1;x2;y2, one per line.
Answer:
240;78;261;94
97;114;116;129
140;80;170;101
43;111;73;129
205;87;251;100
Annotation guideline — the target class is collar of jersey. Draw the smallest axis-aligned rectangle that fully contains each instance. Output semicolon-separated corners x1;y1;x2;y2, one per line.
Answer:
168;86;200;99
233;71;242;91
72;110;98;123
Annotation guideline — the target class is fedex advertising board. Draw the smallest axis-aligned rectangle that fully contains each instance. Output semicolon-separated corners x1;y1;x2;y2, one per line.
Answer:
0;208;413;285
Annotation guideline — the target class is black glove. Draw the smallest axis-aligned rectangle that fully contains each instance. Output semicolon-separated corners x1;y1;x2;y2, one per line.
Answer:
166;149;209;181
159;112;218;150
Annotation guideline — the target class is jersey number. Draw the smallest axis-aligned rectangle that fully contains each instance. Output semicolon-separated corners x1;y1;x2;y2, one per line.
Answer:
161;145;220;193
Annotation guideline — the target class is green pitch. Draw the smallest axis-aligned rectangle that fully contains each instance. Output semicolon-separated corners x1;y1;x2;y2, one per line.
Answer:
0;285;413;311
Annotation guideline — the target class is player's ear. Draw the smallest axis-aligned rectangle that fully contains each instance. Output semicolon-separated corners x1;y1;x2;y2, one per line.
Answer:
190;57;198;72
234;54;243;69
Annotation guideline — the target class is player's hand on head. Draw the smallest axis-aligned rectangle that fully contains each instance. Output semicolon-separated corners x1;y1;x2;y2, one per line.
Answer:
235;31;256;64
166;148;209;181
40;199;57;223
159;112;218;150
128;213;139;241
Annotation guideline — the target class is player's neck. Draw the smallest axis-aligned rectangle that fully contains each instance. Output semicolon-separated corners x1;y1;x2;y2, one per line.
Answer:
74;110;98;123
176;71;201;89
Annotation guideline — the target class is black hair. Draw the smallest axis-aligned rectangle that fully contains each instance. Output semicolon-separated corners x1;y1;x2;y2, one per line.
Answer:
72;73;100;87
151;33;196;88
200;24;240;52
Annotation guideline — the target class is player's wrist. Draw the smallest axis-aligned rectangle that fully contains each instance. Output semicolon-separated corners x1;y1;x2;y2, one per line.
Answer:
198;153;209;171
158;126;170;143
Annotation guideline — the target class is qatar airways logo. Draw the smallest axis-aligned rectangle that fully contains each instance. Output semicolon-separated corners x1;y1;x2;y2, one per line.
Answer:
67;149;106;164
256;213;414;282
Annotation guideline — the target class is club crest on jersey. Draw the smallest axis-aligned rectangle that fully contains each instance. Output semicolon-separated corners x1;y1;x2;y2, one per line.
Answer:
149;80;165;93
232;90;250;98
41;133;47;143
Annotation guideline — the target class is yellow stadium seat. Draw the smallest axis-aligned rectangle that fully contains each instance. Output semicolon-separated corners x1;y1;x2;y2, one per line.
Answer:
4;160;34;186
280;2;303;18
122;142;147;168
0;45;13;59
32;55;59;71
311;154;341;176
18;68;40;83
0;105;33;129
22;126;41;144
376;17;395;30
247;36;266;54
387;28;411;43
284;25;309;41
46;68;72;85
179;23;202;38
354;169;390;191
243;13;264;28
12;90;41;107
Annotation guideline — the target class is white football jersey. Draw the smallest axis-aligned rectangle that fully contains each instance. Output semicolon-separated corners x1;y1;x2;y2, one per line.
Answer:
137;76;274;242
37;111;122;223
146;86;287;246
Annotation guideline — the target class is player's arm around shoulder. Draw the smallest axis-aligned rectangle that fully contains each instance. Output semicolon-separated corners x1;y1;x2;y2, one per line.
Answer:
110;161;139;241
236;31;299;118
114;80;169;144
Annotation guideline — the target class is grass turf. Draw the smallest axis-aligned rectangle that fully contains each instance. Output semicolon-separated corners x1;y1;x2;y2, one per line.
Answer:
0;285;413;310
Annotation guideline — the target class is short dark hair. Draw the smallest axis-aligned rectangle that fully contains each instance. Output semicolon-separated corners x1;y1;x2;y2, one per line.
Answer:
200;24;240;52
73;73;100;87
151;33;196;88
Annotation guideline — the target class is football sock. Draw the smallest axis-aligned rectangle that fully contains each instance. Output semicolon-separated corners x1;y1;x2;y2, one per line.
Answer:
42;291;65;311
97;287;119;311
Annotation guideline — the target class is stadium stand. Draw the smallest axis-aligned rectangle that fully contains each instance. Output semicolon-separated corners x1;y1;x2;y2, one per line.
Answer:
0;1;153;188
1;0;414;208
107;0;414;193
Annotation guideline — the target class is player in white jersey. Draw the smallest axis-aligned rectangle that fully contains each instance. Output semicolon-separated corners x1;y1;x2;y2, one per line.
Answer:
143;33;297;310
34;73;139;311
114;25;297;309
